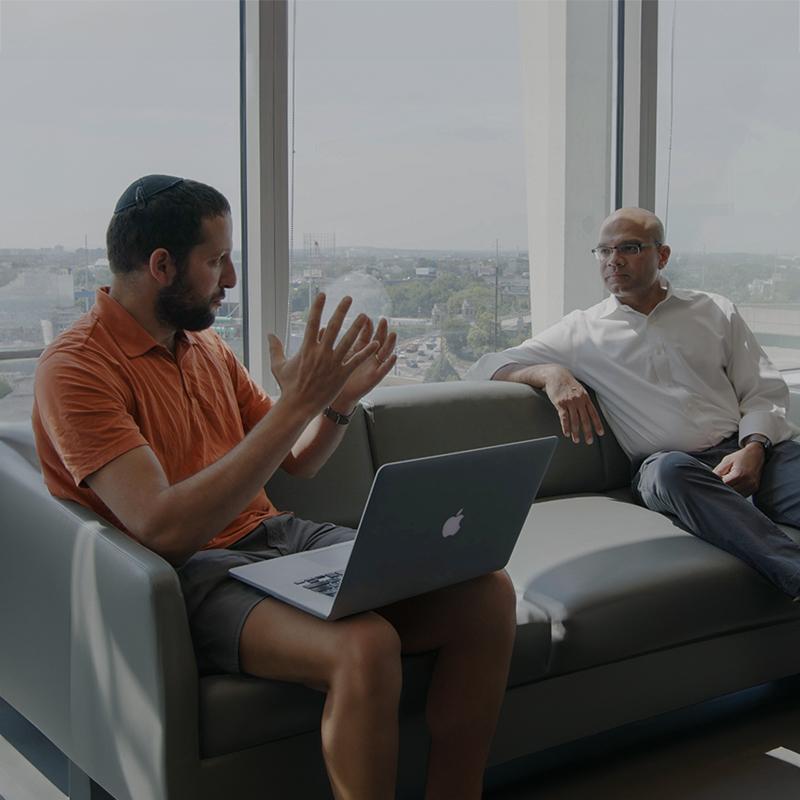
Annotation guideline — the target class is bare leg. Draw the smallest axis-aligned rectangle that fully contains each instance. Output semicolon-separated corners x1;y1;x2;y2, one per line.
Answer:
239;570;516;799
379;570;517;800
239;598;402;800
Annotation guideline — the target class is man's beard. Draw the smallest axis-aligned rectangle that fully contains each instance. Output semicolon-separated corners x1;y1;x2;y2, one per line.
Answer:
155;269;218;332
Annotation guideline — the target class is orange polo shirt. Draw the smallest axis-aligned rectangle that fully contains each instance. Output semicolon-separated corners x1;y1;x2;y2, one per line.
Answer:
33;287;281;550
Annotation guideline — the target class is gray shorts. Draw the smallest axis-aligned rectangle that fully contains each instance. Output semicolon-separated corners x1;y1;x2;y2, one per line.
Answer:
176;514;356;675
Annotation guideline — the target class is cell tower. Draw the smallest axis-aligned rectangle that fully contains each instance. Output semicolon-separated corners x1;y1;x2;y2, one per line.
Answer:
299;233;336;284
303;232;336;261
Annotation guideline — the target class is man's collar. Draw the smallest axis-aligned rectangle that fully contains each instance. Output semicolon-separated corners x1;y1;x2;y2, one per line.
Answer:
598;279;689;318
667;283;694;302
597;295;622;319
92;287;196;358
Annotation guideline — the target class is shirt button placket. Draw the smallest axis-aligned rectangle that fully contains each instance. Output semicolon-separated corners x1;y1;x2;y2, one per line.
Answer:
649;323;671;386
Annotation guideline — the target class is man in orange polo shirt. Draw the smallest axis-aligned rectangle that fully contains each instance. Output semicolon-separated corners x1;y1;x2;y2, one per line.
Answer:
33;175;517;800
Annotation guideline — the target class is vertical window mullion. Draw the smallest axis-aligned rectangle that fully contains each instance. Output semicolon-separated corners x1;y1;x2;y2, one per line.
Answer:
242;0;289;393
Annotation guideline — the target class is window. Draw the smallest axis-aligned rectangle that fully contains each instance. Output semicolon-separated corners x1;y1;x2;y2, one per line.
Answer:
0;0;241;422
287;0;528;385
655;0;800;369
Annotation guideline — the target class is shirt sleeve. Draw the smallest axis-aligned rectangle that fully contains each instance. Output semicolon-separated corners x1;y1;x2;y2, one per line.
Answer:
219;341;273;433
35;349;148;486
724;303;799;445
465;315;577;381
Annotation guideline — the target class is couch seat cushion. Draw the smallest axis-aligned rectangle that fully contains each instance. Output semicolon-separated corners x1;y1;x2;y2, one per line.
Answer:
507;494;800;675
200;611;553;758
200;652;436;759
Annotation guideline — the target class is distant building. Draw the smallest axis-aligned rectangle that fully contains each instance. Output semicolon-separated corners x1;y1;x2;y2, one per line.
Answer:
748;278;774;301
54;269;74;308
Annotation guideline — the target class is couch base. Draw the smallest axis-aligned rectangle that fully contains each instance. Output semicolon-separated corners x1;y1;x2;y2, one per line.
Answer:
195;714;430;800
176;619;800;800
490;617;800;765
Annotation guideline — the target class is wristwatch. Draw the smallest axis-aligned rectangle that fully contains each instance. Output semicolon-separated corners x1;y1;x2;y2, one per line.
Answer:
742;433;772;452
323;405;357;425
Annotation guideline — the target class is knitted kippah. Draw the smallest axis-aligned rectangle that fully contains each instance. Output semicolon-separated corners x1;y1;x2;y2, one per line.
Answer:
113;175;184;214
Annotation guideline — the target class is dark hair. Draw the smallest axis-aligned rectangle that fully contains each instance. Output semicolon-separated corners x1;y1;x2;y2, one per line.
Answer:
106;179;231;274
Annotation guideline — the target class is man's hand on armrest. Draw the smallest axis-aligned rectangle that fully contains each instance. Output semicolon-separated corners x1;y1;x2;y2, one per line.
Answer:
493;363;605;445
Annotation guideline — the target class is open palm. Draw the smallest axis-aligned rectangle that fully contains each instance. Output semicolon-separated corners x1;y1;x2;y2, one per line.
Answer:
337;317;398;405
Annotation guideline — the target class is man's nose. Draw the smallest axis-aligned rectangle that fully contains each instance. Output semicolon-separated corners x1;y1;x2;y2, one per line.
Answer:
221;256;237;289
607;250;625;268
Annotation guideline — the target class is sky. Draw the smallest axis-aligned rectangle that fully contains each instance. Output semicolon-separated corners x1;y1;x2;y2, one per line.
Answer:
289;0;528;253
0;0;527;252
0;0;242;251
655;0;800;255
1;0;799;255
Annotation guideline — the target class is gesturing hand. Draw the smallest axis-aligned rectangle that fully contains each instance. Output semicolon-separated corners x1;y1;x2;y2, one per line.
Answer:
712;444;765;496
267;293;380;417
336;316;398;407
543;365;605;445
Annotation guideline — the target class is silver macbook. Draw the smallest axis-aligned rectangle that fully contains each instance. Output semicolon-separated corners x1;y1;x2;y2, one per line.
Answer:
229;436;557;620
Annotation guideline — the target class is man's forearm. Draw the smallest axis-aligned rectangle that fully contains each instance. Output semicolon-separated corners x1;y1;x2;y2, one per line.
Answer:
141;397;316;562
283;397;357;478
493;362;561;389
492;362;604;444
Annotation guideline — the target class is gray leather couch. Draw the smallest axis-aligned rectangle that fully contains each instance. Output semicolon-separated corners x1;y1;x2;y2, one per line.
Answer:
3;380;800;799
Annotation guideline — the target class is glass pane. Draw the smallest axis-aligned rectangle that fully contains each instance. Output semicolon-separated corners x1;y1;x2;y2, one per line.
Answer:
288;0;529;385
0;0;241;422
655;0;800;369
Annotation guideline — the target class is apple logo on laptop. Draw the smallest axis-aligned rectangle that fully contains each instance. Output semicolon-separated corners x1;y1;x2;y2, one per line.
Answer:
442;509;464;538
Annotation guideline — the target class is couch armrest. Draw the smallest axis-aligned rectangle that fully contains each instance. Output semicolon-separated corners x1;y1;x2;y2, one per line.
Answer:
0;442;199;800
788;388;800;434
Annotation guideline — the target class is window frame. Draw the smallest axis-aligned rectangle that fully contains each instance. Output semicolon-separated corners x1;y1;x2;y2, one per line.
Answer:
517;0;616;332
0;0;648;373
241;0;289;394
13;2;795;381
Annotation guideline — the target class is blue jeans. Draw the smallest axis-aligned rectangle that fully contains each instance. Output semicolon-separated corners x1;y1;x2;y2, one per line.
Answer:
632;435;800;597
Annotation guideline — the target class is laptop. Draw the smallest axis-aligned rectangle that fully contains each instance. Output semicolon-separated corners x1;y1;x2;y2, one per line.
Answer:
229;436;557;620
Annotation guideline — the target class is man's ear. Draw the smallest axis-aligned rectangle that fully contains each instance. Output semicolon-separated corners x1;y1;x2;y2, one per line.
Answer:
148;248;177;287
658;244;671;269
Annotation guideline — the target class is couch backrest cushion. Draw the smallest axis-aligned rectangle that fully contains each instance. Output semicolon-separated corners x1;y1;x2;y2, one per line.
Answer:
265;406;375;527
362;382;631;497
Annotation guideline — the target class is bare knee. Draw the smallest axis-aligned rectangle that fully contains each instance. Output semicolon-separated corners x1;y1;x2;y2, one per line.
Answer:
483;569;517;624
330;615;403;702
454;570;517;641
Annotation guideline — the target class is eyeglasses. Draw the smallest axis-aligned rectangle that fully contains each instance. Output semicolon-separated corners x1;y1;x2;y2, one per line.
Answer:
591;242;661;261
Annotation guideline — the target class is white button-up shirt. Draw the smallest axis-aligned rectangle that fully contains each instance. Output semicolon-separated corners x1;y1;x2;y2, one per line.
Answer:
467;284;797;460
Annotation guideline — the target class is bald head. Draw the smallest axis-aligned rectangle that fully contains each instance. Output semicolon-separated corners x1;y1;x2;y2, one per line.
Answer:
600;207;665;244
594;207;671;314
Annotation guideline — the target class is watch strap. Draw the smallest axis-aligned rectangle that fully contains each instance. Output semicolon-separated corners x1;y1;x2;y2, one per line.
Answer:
323;405;356;425
742;433;772;451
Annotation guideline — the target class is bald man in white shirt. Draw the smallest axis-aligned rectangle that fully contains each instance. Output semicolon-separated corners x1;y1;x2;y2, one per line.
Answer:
469;208;800;598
